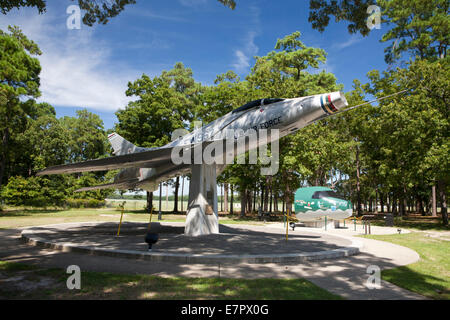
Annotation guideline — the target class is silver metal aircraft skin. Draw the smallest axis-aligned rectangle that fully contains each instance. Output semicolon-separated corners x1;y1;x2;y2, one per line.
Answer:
38;91;348;190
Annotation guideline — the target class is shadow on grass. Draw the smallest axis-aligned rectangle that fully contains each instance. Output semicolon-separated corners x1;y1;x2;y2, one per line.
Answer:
73;272;343;300
0;209;64;217
382;266;450;300
0;261;342;300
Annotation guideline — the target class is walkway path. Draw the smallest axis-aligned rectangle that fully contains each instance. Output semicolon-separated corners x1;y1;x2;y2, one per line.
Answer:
0;222;425;300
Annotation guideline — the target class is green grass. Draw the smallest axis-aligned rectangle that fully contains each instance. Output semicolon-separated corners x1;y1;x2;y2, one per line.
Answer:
0;261;341;300
370;215;449;231
361;232;450;299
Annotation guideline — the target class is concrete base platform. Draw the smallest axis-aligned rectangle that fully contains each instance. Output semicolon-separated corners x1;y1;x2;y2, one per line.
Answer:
21;222;363;264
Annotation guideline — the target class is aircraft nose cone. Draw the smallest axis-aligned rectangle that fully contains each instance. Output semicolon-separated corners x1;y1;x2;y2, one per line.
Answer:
318;91;348;114
329;91;348;110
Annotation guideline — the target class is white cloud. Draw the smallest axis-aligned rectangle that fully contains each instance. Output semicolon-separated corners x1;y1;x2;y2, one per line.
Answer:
232;31;259;73
0;10;139;112
179;0;208;7
231;6;260;74
127;7;188;22
233;50;250;71
333;35;364;50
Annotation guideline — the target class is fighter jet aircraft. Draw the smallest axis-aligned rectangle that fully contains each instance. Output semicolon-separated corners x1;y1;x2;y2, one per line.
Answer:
37;91;349;190
38;89;408;236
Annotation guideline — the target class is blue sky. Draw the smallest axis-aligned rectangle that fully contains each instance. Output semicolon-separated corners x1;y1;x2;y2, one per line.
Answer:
0;0;390;130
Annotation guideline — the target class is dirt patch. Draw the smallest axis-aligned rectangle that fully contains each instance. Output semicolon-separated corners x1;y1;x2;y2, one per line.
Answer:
0;271;60;297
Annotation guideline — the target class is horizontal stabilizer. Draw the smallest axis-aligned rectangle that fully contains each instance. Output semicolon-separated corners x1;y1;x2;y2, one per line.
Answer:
37;146;173;175
75;180;139;192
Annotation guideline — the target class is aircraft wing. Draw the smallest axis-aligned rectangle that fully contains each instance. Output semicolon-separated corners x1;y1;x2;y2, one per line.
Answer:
36;145;179;176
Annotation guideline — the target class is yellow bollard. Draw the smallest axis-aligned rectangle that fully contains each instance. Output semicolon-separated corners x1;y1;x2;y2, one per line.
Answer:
117;201;126;237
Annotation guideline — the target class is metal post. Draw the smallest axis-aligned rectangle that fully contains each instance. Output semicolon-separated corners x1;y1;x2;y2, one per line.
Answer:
354;218;356;231
148;206;154;231
117;201;126;237
325;216;327;231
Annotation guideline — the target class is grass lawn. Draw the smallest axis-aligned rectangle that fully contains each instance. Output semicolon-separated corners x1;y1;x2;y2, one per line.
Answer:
370;215;449;231
361;232;450;300
0;261;341;300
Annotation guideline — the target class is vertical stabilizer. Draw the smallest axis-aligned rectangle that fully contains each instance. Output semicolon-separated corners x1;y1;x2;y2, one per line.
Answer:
108;133;137;155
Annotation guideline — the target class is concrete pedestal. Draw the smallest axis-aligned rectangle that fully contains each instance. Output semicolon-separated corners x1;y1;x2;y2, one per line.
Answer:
185;164;219;236
303;220;336;229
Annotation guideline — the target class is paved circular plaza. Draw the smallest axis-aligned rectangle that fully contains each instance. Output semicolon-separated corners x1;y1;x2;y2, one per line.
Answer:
21;221;363;263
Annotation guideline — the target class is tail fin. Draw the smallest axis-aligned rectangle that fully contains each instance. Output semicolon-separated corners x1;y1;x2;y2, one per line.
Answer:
108;133;137;155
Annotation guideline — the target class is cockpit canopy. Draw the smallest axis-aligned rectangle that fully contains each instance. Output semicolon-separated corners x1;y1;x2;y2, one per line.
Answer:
232;98;285;114
312;190;346;200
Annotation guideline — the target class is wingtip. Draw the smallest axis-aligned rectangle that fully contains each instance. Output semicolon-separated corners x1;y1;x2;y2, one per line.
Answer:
36;170;45;176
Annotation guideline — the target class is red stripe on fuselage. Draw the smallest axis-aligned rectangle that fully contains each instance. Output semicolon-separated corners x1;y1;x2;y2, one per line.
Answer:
327;95;338;113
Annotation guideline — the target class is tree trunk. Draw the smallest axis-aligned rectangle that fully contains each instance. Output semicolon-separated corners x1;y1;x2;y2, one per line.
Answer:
419;198;425;216
264;177;269;212
240;190;246;217
438;180;448;226
173;176;180;213
0;127;10;188
375;189;379;214
230;185;234;214
247;190;252;213
146;191;153;213
392;195;398;216
432;185;437;217
224;183;229;213
260;186;264;211
402;185;407;216
220;185;223;212
355;144;362;216
269;190;273;213
285;178;292;215
181;176;184;212
159;182;162;214
252;187;258;211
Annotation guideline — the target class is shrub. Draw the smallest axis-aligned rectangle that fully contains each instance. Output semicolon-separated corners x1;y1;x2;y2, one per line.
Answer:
1;176;107;208
1;176;66;207
65;198;105;208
